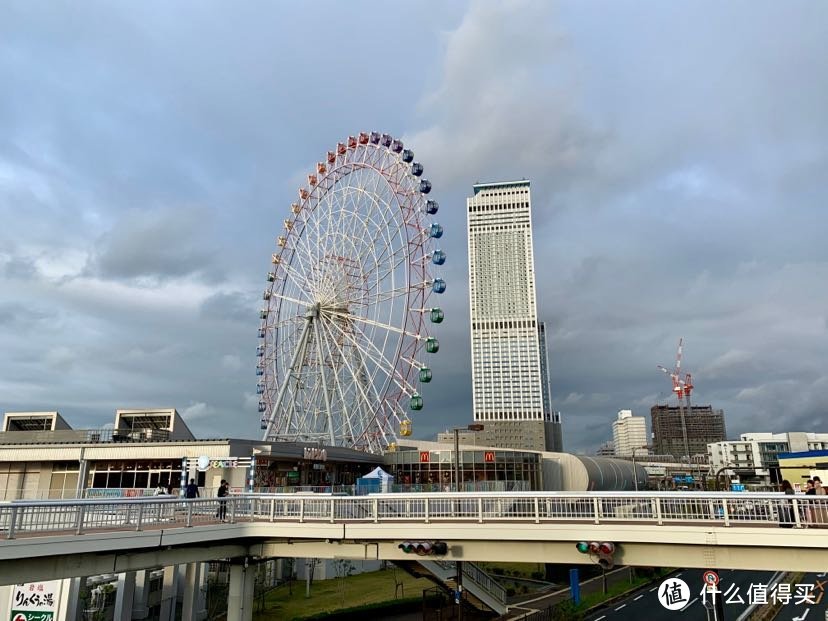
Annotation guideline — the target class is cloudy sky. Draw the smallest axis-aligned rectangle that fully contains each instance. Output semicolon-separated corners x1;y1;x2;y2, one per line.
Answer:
1;1;827;452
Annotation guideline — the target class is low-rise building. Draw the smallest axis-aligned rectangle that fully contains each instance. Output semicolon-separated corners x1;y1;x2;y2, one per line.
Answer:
708;432;828;488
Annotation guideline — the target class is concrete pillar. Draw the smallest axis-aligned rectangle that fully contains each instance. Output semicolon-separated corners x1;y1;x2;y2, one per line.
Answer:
227;561;255;621
57;576;85;621
181;562;201;621
158;565;179;621
132;570;150;619
113;572;136;621
196;562;209;620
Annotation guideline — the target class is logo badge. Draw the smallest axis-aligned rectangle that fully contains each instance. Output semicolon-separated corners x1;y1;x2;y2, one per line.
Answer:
658;578;691;611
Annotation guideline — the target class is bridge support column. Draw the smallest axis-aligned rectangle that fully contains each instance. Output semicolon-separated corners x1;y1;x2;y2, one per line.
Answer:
132;570;150;619
113;572;136;621
158;565;179;621
57;576;85;621
181;562;203;621
227;559;255;621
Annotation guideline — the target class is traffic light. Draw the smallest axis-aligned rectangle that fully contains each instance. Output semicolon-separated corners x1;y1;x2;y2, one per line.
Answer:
398;541;448;556
575;541;617;570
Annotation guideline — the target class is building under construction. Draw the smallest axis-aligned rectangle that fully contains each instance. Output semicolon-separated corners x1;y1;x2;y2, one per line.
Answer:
651;404;727;458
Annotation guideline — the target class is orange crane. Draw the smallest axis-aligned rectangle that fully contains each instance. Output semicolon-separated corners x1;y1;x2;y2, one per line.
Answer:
658;338;692;460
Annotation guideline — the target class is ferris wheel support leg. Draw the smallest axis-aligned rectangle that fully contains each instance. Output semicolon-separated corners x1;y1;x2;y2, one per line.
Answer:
263;316;313;440
313;317;337;446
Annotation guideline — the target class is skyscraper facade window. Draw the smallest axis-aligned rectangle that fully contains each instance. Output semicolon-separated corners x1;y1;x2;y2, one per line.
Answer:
467;181;557;451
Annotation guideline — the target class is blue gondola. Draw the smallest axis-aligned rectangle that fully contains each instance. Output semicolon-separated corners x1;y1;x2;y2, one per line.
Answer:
426;337;439;353
411;162;423;176
258;327;266;338
256;383;264;394
429;223;443;239
263;290;271;300
260;418;267;430
419;179;432;194
432;249;446;265
256;366;264;376
402;149;414;163
391;139;403;153
266;271;276;282
258;401;266;413
430;308;444;323
259;309;268;319
432;278;446;294
419;367;432;383
381;133;392;147
426;200;439;215
370;131;381;144
256;345;265;357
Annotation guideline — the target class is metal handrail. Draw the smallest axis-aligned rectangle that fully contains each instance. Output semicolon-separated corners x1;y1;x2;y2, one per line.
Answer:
2;492;824;540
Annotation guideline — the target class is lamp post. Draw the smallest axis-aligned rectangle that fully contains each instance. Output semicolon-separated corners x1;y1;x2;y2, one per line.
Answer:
449;423;483;620
631;446;649;492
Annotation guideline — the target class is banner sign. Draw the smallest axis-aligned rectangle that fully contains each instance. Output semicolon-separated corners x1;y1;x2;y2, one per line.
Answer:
9;581;59;621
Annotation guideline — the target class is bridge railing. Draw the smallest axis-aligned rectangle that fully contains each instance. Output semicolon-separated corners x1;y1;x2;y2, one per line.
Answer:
3;492;827;539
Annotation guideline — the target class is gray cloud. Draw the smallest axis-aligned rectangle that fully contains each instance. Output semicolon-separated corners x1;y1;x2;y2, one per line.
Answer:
1;1;827;454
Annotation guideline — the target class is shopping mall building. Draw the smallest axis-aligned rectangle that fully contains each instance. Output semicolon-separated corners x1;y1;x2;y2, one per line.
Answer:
1;408;645;500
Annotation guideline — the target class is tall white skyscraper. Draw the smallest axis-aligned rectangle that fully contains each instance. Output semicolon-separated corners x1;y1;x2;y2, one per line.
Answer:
612;410;648;456
467;180;558;451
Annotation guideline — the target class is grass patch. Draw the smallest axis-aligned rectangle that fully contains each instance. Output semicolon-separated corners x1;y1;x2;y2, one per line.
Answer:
254;568;432;621
477;562;547;580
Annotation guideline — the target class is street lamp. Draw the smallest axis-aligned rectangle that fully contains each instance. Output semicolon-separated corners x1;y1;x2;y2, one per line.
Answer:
449;423;483;620
452;424;484;492
631;446;649;492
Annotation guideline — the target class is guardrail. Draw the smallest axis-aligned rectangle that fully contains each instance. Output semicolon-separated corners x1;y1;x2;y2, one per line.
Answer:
2;492;826;540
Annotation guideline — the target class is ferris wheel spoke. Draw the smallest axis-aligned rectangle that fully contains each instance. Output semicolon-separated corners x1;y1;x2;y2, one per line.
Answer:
323;314;415;397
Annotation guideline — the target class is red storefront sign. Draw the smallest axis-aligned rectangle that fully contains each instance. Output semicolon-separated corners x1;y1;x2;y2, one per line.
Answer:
419;451;430;463
484;451;495;463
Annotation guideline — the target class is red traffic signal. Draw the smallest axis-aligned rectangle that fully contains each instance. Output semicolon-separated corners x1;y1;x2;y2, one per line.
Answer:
399;541;448;556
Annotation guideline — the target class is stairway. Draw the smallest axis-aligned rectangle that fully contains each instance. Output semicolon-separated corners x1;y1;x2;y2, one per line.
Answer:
395;559;508;616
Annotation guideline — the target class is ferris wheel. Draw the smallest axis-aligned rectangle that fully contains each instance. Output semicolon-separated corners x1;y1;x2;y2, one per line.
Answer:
256;132;446;453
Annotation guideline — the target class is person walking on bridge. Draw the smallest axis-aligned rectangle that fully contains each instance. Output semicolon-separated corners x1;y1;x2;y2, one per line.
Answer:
216;479;229;521
185;478;199;499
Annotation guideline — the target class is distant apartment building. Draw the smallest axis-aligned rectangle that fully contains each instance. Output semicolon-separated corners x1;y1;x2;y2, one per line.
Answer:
596;440;615;456
651;404;726;459
709;432;828;486
612;410;648;456
467;180;559;452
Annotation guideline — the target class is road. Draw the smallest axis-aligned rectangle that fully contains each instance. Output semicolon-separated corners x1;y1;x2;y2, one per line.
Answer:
773;572;828;621
586;569;776;621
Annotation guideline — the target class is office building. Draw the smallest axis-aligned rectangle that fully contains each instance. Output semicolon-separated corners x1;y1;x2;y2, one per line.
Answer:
651;404;726;459
612;410;648;457
709;431;828;487
467;180;557;451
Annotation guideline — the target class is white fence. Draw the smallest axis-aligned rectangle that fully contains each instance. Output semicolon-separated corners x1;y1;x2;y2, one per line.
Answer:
1;492;825;540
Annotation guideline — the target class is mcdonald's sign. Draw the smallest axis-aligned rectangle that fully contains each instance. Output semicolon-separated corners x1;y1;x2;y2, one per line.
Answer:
484;451;495;463
419;451;430;463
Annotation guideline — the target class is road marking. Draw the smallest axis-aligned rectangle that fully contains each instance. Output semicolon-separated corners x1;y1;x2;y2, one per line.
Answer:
634;595;643;601
676;572;683;577
680;597;698;611
594;616;606;621
615;604;627;611
649;586;658;592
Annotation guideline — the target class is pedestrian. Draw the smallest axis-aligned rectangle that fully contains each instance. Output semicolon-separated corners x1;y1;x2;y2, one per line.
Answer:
185;478;200;499
779;480;795;528
805;479;816;495
154;483;167;496
216;479;229;521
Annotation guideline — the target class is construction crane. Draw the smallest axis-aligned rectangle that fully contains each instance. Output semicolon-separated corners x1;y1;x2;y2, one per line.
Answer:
658;338;692;461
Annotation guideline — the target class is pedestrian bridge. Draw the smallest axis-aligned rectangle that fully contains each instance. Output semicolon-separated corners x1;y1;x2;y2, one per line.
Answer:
1;491;826;585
